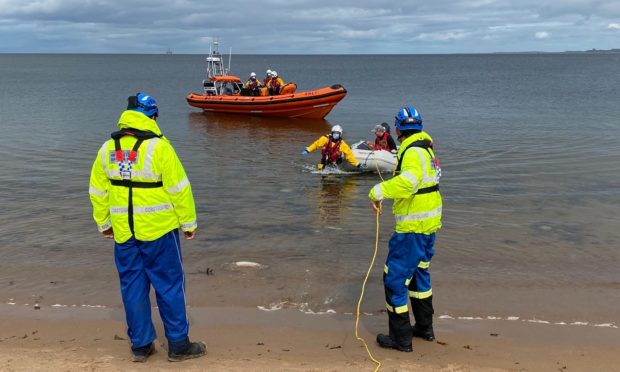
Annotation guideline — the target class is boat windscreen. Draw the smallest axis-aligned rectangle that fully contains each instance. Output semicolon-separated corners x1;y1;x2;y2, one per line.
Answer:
355;141;371;150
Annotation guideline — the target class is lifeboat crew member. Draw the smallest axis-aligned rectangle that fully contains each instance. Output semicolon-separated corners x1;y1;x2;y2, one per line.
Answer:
368;105;442;352
243;72;262;96
300;125;362;170
367;123;397;152
88;93;206;362
268;70;285;95
263;69;273;86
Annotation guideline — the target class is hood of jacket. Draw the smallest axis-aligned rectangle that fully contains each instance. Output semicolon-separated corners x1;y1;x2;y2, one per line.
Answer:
117;110;163;136
398;131;433;155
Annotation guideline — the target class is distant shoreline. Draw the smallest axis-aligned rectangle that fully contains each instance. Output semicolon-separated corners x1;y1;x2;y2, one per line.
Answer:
493;48;620;54
1;49;620;56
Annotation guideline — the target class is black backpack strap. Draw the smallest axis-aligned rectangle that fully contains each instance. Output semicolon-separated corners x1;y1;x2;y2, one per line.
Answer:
109;129;163;237
395;140;432;174
415;184;439;195
110;180;163;188
394;139;439;196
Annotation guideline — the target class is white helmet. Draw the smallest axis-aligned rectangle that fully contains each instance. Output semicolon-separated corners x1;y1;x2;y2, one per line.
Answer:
331;125;343;133
250;72;256;78
266;69;272;75
271;70;278;77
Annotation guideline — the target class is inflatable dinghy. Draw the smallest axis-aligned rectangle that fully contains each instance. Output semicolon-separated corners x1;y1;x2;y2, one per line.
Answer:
346;140;397;173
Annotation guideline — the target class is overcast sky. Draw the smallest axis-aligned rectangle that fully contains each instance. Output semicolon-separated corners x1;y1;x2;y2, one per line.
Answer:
1;0;619;54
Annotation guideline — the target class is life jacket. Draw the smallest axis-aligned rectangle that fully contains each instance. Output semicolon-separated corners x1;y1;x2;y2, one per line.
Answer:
374;132;391;151
109;128;163;235
395;139;441;195
269;77;284;90
320;135;343;165
245;78;260;90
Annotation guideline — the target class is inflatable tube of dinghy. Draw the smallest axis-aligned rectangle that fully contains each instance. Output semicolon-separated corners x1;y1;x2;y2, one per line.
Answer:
280;83;297;95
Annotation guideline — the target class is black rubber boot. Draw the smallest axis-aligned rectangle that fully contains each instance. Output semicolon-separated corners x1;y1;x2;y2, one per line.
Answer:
168;339;207;362
411;324;435;341
376;334;413;352
131;342;155;362
410;295;435;341
379;310;413;352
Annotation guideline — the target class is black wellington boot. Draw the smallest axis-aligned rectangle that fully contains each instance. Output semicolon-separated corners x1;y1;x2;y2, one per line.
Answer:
377;310;413;352
376;334;413;352
411;295;435;341
411;324;435;341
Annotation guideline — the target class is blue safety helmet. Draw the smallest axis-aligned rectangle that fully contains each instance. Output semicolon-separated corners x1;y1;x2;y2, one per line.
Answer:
128;92;159;118
394;106;423;131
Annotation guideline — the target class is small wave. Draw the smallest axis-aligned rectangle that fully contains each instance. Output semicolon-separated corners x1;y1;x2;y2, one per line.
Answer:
4;299;617;330
4;301;107;309
526;319;550;324
257;303;283;312
301;164;359;175
439;313;617;329
256;300;336;315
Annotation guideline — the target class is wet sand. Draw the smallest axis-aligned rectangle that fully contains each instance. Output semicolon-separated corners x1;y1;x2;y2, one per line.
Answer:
1;304;619;371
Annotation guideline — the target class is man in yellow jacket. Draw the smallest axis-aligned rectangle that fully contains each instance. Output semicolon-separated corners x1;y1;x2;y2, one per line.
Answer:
243;72;262;96
89;93;206;362
300;125;362;170
267;70;285;95
368;106;442;352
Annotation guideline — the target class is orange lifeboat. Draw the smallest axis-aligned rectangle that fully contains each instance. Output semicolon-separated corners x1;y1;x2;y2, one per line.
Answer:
186;42;347;119
187;83;347;119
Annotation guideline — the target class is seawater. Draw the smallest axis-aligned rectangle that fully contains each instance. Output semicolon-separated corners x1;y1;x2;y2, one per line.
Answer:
0;53;619;323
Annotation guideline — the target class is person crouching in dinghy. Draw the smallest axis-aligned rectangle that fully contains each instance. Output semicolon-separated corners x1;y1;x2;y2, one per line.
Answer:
300;125;362;170
366;123;397;152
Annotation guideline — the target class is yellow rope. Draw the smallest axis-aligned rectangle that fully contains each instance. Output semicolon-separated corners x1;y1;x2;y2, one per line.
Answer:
374;151;386;182
354;148;392;371
355;201;382;372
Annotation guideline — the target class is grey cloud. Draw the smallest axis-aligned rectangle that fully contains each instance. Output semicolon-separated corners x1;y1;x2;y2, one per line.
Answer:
1;0;619;53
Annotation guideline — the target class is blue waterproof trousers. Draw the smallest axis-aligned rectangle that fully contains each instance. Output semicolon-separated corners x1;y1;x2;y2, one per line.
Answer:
114;229;189;349
383;232;435;346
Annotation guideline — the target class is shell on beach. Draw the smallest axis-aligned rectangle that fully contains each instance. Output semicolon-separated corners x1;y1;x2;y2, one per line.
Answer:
233;261;265;268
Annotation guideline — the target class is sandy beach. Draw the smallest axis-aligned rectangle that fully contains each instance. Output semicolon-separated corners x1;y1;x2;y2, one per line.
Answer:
1;303;619;372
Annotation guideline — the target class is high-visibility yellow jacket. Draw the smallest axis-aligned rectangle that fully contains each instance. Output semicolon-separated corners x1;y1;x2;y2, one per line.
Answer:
306;135;360;167
369;131;442;234
244;78;261;90
269;77;285;90
89;110;197;243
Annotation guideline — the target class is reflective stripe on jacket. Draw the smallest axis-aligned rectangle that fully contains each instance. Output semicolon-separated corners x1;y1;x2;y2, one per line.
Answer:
369;131;442;234
89;110;197;243
306;135;360;167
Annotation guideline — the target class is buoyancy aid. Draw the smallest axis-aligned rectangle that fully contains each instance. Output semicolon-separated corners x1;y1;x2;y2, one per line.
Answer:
90;110;197;244
369;131;442;234
244;78;260;90
269;77;285;91
395;139;441;195
110;128;163;235
320;135;343;165
374;132;391;151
